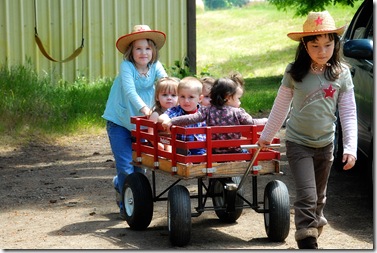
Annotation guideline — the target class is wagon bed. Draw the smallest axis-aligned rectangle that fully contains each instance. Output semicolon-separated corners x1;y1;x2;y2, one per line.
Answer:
123;116;290;247
131;116;281;178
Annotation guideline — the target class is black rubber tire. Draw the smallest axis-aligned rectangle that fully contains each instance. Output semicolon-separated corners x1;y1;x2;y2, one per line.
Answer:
263;180;290;242
122;172;153;230
212;177;244;223
167;185;191;247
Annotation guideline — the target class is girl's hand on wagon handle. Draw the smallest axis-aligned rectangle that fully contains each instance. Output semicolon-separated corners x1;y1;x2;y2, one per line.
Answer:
257;138;271;151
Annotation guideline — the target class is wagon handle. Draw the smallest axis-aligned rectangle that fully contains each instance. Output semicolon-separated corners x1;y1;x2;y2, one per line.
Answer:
240;143;280;149
237;144;281;191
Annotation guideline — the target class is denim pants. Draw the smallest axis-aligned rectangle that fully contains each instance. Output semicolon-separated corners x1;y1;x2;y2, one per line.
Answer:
106;121;143;208
286;140;333;232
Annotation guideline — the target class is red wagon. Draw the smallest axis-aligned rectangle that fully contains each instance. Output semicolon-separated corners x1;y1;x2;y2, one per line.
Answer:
123;116;290;246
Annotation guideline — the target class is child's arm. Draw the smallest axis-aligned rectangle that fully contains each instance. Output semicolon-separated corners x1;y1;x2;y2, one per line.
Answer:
148;111;159;134
120;62;149;114
248;117;268;125
140;106;152;116
158;113;170;123
161;112;205;132
158;114;172;131
148;112;164;150
238;108;268;125
258;85;293;147
170;112;203;126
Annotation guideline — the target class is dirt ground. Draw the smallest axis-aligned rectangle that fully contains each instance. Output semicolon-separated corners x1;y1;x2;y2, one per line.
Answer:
0;128;374;250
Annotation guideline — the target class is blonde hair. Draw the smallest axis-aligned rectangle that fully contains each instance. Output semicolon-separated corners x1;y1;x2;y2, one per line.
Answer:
178;76;203;95
228;71;244;88
200;76;215;94
123;39;159;63
152;77;180;114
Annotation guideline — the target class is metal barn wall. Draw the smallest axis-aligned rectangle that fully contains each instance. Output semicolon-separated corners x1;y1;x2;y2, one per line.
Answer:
0;0;189;82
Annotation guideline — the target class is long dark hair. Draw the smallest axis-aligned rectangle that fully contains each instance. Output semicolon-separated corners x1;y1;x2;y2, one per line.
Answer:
289;33;342;82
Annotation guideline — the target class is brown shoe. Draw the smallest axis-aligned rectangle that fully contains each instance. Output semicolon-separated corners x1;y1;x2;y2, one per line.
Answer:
297;236;318;249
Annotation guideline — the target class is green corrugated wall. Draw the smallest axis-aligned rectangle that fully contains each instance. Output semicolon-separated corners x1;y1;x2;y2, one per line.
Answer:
0;0;190;82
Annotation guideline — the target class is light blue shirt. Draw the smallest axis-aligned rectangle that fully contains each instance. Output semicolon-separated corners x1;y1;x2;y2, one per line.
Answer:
102;60;167;130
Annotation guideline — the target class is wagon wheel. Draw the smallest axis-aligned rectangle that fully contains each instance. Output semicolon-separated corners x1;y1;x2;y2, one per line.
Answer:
122;172;153;230
212;177;244;223
263;180;290;242
167;185;191;247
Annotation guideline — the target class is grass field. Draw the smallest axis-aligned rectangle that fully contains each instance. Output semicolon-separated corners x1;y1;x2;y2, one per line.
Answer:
197;1;361;116
197;1;361;78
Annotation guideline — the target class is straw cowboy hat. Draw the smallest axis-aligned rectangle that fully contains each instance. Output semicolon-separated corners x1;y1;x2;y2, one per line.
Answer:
287;11;346;41
116;25;166;54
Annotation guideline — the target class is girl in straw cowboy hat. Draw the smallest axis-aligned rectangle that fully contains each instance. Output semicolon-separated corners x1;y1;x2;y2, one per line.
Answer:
257;11;357;249
102;25;168;219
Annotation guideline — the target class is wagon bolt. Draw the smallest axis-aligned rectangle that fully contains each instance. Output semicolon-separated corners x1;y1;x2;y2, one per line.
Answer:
225;183;238;191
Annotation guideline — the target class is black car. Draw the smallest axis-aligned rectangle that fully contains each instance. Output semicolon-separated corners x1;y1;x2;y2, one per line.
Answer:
336;0;373;188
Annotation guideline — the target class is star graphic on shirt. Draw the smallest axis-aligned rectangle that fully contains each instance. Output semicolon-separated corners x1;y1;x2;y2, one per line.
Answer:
323;84;336;98
315;16;323;26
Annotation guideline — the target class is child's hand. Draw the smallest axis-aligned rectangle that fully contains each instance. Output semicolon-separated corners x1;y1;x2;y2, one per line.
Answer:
257;138;270;151
140;106;151;116
158;114;169;123
342;154;356;170
162;120;172;132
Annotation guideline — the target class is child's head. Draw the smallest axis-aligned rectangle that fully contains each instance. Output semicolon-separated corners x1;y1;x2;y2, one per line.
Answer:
200;77;215;107
210;73;244;108
116;25;166;63
124;39;159;63
287;11;344;80
299;33;340;67
228;72;244;88
178;77;203;112
153;77;180;112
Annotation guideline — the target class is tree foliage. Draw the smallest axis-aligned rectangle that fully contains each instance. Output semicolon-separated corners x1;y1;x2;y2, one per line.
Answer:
204;0;249;10
266;0;357;16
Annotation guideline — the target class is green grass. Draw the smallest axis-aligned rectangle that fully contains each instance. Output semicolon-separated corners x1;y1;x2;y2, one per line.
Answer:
197;2;361;78
242;75;282;116
0;2;362;141
0;61;112;140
